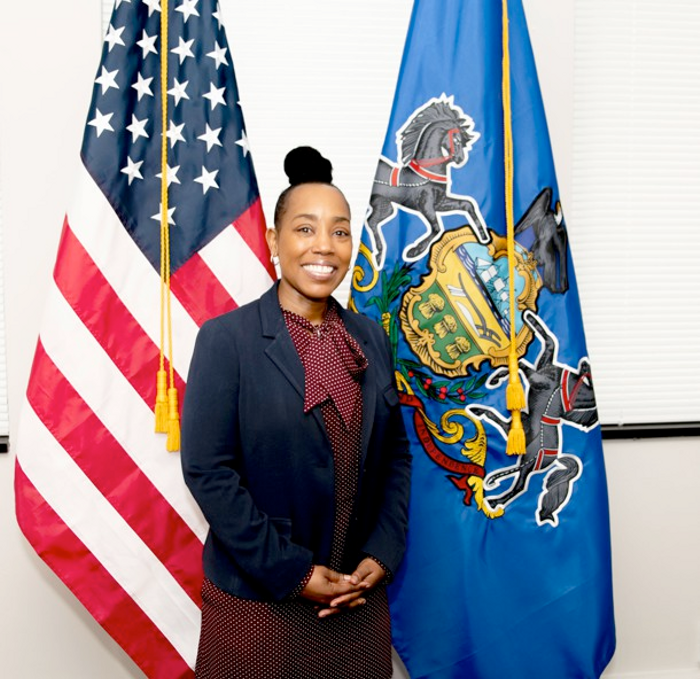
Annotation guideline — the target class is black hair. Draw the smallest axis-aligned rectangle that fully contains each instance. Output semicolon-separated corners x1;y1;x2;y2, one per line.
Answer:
273;146;335;228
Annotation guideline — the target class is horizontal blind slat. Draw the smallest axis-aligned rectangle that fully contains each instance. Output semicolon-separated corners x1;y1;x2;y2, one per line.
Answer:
572;0;700;425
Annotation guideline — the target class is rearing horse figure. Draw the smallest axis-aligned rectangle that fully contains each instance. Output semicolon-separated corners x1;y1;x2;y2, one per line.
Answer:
467;310;599;526
366;97;489;269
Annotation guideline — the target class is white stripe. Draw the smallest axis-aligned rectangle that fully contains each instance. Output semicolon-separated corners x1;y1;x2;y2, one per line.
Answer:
39;281;208;542
67;165;199;378
198;223;274;307
17;404;200;667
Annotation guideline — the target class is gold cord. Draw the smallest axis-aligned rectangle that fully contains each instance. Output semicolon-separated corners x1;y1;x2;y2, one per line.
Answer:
154;0;180;451
502;0;526;455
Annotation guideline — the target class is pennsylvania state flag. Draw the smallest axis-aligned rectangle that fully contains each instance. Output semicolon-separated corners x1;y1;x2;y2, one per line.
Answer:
350;1;616;677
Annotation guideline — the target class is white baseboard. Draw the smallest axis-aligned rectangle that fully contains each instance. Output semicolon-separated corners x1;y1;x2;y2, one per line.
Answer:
394;665;700;679
604;670;700;679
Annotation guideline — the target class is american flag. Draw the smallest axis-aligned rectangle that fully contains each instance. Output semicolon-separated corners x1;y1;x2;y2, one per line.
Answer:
14;0;273;676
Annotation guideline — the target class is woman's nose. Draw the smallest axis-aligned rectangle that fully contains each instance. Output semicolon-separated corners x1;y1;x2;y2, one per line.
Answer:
312;228;333;253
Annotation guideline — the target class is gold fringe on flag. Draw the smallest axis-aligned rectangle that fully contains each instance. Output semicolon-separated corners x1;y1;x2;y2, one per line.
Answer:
153;0;180;451
502;0;526;456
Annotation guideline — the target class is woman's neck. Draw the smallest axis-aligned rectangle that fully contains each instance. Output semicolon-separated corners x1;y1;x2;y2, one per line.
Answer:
277;281;329;325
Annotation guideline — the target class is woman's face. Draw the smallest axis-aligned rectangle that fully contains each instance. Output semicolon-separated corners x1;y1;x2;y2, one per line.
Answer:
267;183;353;308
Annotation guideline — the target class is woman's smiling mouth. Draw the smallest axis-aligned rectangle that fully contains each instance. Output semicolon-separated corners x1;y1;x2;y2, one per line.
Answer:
303;263;336;276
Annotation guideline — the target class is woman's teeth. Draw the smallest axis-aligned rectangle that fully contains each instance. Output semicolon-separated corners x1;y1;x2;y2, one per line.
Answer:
304;264;334;275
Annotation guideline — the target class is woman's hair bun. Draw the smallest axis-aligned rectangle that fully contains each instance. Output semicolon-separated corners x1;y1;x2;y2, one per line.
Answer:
283;146;333;186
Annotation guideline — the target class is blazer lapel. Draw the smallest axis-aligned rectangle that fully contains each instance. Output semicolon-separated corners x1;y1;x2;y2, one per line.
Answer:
359;368;376;466
259;284;328;437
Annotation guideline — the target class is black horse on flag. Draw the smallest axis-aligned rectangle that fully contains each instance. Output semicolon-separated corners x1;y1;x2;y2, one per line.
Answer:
366;97;489;269
468;310;599;526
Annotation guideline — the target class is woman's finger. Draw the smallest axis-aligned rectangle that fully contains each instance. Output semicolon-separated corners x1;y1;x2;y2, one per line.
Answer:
317;597;367;618
350;557;385;588
328;589;366;608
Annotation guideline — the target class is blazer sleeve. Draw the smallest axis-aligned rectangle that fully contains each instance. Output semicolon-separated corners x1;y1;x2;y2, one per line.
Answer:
360;328;412;576
180;317;314;601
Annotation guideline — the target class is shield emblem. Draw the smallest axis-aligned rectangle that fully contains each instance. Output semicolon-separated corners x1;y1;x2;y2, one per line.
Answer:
399;226;541;377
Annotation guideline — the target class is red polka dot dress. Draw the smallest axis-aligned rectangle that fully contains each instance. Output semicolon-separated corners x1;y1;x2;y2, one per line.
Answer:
195;303;393;679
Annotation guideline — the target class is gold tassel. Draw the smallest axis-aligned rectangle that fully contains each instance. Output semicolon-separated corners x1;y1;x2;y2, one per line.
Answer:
166;387;180;452
507;409;526;456
505;350;526;410
154;370;168;433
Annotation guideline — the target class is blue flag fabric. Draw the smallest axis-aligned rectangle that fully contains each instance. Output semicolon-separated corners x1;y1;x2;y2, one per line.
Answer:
351;1;616;677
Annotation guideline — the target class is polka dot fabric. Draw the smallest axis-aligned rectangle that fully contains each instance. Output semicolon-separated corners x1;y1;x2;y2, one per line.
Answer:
289;302;368;429
194;304;392;679
285;303;366;572
197;579;391;678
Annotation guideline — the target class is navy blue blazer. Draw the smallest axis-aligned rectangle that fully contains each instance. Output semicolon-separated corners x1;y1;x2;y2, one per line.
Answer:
181;284;411;602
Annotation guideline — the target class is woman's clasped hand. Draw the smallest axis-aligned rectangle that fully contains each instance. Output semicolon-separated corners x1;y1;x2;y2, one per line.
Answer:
303;558;386;617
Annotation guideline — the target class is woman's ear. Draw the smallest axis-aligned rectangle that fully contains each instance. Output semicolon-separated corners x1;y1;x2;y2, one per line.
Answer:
265;228;278;258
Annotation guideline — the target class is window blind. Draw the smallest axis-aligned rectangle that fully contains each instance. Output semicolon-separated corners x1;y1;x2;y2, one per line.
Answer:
101;0;112;36
0;191;9;440
571;1;700;426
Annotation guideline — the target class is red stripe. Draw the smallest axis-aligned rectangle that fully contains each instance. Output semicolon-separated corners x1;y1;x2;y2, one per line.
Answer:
15;462;195;679
26;340;203;604
171;253;237;327
409;159;448;183
231;198;275;278
54;219;185;406
535;449;545;471
167;199;272;327
390;167;400;187
565;371;589;414
561;369;572;412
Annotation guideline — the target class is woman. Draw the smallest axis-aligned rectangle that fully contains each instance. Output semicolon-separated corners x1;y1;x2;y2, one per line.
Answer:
181;146;411;678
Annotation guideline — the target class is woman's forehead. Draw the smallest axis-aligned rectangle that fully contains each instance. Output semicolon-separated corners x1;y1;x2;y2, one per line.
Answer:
285;183;350;218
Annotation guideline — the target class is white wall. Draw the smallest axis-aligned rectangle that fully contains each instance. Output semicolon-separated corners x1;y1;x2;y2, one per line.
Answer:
0;1;698;677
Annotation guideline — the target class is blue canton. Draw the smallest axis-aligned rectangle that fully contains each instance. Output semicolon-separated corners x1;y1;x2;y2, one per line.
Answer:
81;0;259;273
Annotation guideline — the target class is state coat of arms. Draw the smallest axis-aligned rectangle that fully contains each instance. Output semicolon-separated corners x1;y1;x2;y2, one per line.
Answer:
400;226;541;377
